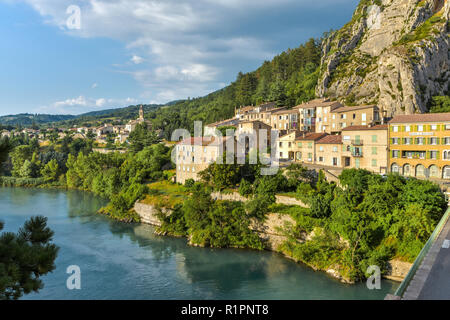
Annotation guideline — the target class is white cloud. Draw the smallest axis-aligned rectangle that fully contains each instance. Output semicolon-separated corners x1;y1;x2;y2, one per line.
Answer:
131;55;144;64
12;0;355;104
39;96;139;115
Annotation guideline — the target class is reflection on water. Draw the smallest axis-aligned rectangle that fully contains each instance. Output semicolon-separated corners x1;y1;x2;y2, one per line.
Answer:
0;187;398;300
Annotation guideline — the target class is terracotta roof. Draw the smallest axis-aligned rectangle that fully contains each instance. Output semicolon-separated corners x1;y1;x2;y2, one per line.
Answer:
206;118;238;128
341;124;388;131
389;113;450;124
272;108;299;115
295;132;327;141
316;135;343;144
293;99;343;110
332;105;377;113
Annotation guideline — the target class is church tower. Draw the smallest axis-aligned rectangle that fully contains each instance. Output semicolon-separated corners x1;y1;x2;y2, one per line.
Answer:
139;105;144;121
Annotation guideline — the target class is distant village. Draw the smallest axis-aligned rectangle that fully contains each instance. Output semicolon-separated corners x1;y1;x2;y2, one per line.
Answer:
1;106;153;151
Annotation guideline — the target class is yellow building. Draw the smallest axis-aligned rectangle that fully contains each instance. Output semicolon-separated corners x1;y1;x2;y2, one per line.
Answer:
388;113;450;179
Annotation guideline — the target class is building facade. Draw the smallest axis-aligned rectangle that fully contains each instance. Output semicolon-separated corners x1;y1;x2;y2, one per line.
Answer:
389;113;450;179
341;125;389;173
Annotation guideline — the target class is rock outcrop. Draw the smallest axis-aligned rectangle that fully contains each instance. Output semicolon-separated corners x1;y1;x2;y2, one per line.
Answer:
317;0;449;116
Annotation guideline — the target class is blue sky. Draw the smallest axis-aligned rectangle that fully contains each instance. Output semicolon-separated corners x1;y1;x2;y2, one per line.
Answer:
0;0;359;116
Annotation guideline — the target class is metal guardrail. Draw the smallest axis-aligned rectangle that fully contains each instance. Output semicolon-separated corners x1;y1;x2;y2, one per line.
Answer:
394;206;450;297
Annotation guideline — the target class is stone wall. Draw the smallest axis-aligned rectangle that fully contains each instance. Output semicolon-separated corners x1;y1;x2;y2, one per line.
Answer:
133;202;166;227
211;191;308;208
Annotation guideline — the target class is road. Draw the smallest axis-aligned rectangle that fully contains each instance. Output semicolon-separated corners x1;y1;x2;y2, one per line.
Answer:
417;218;450;300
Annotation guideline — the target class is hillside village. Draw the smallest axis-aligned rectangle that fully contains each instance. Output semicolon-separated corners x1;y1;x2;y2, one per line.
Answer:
175;99;450;185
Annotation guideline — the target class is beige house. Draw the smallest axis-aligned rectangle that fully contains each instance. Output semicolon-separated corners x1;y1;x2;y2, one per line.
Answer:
329;105;381;133
175;136;238;184
316;135;343;167
293;133;328;163
341;125;389;173
270;109;299;133
278;131;303;160
236;121;273;156
311;99;343;134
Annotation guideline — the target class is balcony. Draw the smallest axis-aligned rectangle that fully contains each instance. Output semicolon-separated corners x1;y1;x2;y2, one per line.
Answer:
351;139;364;146
352;152;363;158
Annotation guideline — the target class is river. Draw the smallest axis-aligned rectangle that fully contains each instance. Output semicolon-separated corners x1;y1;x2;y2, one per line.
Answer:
0;187;398;300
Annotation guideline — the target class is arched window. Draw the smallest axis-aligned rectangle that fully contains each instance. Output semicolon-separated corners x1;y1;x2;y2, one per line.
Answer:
391;163;399;173
443;166;450;179
403;164;411;176
416;164;426;178
429;165;439;178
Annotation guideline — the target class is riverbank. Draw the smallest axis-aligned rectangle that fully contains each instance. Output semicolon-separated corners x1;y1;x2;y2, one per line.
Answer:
0;178;415;284
133;199;412;284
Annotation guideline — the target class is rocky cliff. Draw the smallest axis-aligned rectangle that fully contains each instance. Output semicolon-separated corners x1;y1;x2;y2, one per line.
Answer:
316;0;449;116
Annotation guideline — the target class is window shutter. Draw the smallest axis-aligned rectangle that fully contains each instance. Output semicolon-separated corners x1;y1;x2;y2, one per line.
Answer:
437;151;440;160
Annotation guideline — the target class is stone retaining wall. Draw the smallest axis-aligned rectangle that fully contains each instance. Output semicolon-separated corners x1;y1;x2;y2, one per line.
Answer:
211;191;308;207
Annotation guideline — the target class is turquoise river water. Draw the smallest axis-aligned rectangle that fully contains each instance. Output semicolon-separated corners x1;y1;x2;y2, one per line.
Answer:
0;187;398;300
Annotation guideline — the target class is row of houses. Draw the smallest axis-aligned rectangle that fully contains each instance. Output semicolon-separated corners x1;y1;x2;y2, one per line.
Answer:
1;105;151;145
176;99;450;184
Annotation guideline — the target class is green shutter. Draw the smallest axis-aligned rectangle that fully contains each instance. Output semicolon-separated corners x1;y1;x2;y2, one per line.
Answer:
437;151;440;160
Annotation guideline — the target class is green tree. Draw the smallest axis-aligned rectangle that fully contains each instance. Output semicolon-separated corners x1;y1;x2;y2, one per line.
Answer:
0;137;13;173
10;145;33;177
0;216;59;300
128;123;161;152
41;159;61;183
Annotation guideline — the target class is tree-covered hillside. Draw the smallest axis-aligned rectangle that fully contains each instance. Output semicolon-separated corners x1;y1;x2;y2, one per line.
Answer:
0;114;75;127
148;38;323;139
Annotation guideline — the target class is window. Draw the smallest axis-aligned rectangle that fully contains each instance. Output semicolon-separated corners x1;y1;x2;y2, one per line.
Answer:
319;146;324;152
405;125;411;132
355;159;360;168
445;137;450;145
417;137;425;145
430;137;438;145
418;125;424;132
308;142;313;149
445;124;450;130
297;142;302;147
333;146;338;152
204;147;207;153
332;114;336;120
279;142;283;147
372;147;377;155
403;137;412;145
430;151;438;160
372;159;377;167
319;157;324;162
280;152;283;158
393;126;399;132
431;124;437;131
392;150;400;158
372;135;377;143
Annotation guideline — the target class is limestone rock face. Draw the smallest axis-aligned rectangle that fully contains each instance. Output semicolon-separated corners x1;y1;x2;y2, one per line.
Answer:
316;0;449;116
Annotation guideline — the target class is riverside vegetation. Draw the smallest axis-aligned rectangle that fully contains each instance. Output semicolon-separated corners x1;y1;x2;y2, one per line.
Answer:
0;131;447;282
